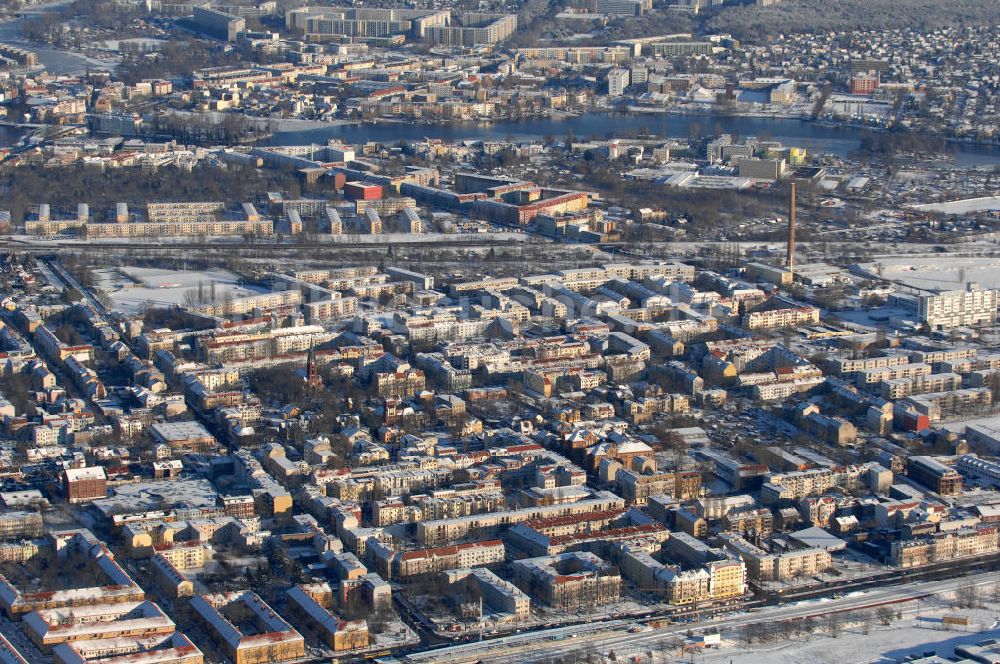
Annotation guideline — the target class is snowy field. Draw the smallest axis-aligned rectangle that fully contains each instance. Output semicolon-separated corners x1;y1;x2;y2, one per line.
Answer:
912;196;1000;215
701;609;1000;664
99;267;266;314
607;591;1000;664
855;256;1000;292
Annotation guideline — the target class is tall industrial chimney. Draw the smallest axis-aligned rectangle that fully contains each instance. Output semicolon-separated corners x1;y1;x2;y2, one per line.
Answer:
786;182;796;273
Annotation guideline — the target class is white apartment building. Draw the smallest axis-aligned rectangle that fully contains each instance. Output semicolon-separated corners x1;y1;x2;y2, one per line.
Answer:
608;68;630;97
918;287;998;330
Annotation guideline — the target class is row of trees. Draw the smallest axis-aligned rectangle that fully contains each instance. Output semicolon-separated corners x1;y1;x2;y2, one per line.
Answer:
145;113;276;145
21;0;146;45
117;40;242;86
857;132;951;159
0;163;303;224
738;605;900;647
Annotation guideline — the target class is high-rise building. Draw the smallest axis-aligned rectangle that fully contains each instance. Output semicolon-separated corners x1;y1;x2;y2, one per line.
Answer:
192;6;246;41
918;286;998;330
595;0;649;16
607;68;630;97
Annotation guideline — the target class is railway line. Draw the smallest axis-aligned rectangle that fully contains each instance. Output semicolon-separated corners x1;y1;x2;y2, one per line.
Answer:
399;569;1000;664
388;552;1000;663
5;236;1000;265
0;236;550;253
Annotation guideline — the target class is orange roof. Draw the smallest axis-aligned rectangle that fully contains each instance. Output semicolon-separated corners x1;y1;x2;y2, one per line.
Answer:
399;539;503;561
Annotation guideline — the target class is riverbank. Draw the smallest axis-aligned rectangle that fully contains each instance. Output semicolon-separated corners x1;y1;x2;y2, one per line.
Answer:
623;104;1000;150
625;104;806;121
263;111;1000;167
162;110;362;132
0;125;26;147
0;14;119;75
4;107;999;168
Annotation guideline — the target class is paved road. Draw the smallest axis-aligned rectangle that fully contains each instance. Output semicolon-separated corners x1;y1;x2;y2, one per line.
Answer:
403;571;999;664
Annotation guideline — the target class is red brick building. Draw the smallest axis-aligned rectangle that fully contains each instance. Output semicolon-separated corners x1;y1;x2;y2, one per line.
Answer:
343;182;383;201
62;466;107;504
850;72;880;95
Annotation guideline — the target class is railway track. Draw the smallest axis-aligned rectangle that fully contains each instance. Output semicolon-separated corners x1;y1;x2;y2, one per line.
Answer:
401;568;1000;664
0;237;551;252
389;552;1000;662
6;236;999;263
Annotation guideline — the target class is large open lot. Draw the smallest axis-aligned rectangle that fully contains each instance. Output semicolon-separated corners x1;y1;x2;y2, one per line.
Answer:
702;603;1000;663
95;266;267;314
856;255;1000;292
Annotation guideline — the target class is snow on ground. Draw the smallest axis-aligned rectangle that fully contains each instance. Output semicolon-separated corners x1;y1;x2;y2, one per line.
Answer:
698;602;1000;664
856;255;1000;292
833;306;916;330
102;267;265;314
700;625;997;664
318;231;531;244
940;413;1000;437
912;196;1000;215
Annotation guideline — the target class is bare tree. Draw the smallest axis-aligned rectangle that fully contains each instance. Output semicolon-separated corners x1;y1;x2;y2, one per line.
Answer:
826;612;844;638
955;583;980;609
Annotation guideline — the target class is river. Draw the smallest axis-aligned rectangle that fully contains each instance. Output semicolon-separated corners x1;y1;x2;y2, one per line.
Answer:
266;113;1000;167
0;2;115;76
4;107;998;169
1;2;999;166
0;126;25;147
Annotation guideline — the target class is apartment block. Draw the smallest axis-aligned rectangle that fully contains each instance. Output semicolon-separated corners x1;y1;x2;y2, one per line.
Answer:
721;535;832;582
286;6;450;42
616;469;702;504
286;584;369;652
191;592;304;664
743;305;820;330
918;287;998;330
902;388;992;422
828;354;910;375
608;68;630;96
720;507;774;537
443;568;530;621
193;5;245;40
370;539;505;579
152;554;195;599
891;527;999;568
51;632;203;664
0;511;43;540
856;363;932;387
423;13;517;46
415;491;625;545
618;546;746;605
23;601;174;651
516;46;632;65
512;552;621;609
880;372;962;399
908;456;963;495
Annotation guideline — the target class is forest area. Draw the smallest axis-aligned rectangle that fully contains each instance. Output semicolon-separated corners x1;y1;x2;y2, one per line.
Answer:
0;164;308;223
